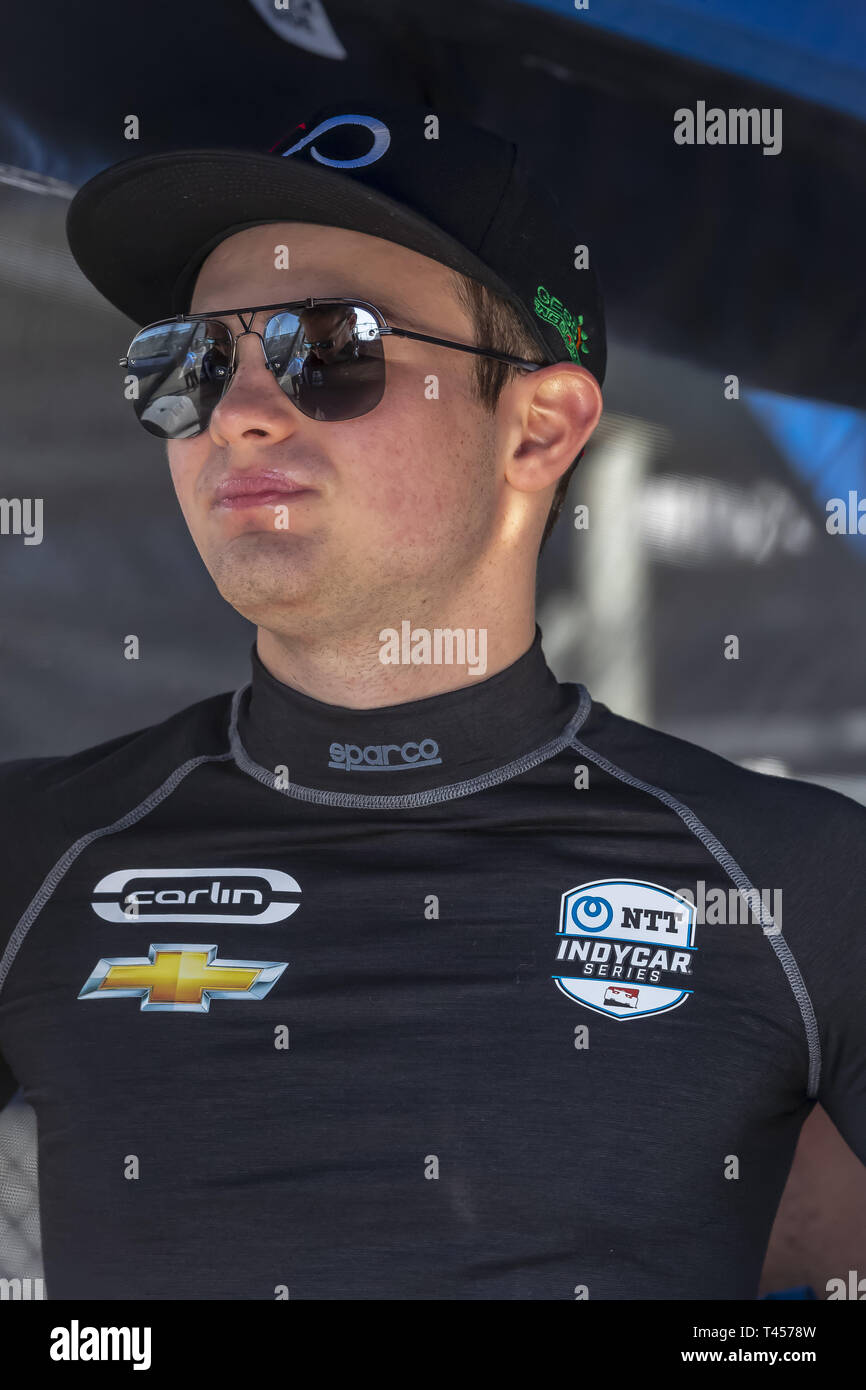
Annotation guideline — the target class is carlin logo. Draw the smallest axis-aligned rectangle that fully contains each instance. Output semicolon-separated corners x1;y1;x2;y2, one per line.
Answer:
90;869;301;925
554;878;697;1021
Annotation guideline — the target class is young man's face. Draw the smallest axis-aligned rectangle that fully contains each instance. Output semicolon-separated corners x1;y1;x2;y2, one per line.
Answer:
166;222;504;638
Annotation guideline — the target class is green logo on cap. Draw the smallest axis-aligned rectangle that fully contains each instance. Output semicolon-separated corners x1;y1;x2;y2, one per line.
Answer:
534;285;589;363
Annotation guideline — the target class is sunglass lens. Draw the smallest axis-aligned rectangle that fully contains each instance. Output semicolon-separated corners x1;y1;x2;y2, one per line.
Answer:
264;305;385;422
126;320;232;439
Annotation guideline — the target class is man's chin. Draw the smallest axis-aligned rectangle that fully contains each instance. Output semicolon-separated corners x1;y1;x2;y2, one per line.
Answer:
206;532;321;624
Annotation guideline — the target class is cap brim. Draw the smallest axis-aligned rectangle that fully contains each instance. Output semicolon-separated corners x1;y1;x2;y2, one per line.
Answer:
66;148;545;344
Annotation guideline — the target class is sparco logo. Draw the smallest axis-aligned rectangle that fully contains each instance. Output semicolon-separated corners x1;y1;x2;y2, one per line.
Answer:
91;868;301;924
328;739;441;771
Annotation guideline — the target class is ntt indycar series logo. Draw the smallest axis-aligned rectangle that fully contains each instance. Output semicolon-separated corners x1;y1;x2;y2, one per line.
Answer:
90;868;302;924
554;879;697;1021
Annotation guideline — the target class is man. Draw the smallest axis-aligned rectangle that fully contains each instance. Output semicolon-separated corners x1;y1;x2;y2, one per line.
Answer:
0;102;863;1301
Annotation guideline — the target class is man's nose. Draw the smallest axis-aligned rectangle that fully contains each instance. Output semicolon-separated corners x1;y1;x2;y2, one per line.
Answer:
231;328;272;376
234;326;269;361
207;324;298;440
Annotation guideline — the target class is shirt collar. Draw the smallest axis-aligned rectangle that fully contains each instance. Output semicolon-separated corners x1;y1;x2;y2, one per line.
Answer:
235;626;580;795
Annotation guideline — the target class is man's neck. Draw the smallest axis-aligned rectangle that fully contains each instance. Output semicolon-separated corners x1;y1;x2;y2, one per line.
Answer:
255;609;537;709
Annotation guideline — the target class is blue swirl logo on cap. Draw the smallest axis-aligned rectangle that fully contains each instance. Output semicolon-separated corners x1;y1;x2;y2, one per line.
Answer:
570;895;613;933
276;114;391;169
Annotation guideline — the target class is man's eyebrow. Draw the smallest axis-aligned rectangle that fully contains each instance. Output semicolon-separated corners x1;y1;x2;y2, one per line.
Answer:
369;298;412;325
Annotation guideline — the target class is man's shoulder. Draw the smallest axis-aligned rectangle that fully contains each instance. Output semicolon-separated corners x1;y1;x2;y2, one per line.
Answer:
0;690;240;966
0;689;236;826
579;696;866;855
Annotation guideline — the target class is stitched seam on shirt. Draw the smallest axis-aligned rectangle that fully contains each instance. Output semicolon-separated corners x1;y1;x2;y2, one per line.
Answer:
568;736;822;1099
0;752;234;999
228;683;593;809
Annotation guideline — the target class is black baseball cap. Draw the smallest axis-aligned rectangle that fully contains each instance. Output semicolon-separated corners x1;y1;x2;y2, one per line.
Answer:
66;100;605;385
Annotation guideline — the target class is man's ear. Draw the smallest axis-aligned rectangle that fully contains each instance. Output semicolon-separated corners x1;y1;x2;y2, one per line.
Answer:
503;363;602;496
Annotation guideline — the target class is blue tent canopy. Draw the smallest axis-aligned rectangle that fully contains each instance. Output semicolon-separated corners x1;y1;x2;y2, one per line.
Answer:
527;0;866;120
2;0;864;409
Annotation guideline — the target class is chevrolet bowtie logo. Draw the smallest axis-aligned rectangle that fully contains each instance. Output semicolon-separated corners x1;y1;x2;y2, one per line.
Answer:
78;944;288;1013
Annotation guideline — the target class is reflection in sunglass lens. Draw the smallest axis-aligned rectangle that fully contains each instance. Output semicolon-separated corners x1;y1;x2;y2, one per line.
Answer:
126;320;232;440
264;305;386;422
124;303;387;437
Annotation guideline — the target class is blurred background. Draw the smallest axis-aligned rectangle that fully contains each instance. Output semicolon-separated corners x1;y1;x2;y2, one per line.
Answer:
1;0;865;1298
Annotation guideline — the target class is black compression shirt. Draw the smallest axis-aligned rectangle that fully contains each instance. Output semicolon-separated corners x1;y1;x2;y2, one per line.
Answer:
1;628;864;1300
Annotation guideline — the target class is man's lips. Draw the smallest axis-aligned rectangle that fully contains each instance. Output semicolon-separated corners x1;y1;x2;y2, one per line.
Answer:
213;472;315;509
